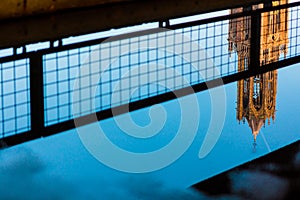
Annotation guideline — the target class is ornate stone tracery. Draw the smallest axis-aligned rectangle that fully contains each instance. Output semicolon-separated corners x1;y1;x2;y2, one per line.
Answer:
228;0;289;141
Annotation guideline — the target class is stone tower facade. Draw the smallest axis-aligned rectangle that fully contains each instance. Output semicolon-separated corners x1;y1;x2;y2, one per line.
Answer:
228;0;289;141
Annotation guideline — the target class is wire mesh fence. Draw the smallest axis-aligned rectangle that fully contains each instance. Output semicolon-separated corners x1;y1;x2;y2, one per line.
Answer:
286;4;300;59
0;59;30;138
0;1;300;145
43;21;242;126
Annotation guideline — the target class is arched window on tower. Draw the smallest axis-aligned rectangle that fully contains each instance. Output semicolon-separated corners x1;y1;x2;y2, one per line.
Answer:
243;78;250;109
253;74;263;110
267;71;274;110
262;49;269;65
271;1;280;36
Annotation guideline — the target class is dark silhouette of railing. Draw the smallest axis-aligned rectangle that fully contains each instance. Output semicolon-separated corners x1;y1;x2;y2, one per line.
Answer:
0;1;300;147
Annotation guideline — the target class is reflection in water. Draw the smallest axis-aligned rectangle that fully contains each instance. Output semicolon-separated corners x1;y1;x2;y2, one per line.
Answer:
228;0;289;142
236;72;278;143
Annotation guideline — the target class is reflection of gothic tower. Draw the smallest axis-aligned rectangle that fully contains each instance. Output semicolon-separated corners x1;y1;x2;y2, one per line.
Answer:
228;0;289;141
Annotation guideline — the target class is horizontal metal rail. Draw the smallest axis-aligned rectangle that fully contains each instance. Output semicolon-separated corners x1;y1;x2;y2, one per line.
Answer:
0;0;271;50
1;1;300;60
1;1;300;147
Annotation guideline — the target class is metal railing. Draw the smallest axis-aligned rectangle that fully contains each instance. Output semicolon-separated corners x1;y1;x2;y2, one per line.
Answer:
0;1;300;146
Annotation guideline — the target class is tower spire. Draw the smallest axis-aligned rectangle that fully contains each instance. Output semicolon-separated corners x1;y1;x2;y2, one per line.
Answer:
229;0;289;142
247;117;264;142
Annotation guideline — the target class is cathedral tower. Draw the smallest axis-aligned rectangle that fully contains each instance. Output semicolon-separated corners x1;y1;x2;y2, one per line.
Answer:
228;0;289;141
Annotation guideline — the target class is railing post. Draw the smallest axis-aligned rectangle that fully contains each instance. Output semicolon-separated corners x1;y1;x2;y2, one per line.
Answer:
30;54;45;138
250;11;261;73
159;20;170;28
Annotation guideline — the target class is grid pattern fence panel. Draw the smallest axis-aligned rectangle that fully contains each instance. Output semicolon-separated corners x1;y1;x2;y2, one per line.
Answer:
43;17;245;126
285;5;300;60
0;59;30;138
0;2;300;145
